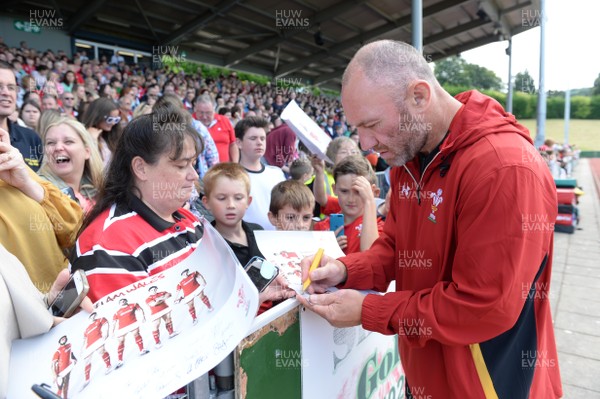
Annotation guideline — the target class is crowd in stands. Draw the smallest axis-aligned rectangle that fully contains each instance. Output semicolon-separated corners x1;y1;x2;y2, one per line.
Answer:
0;40;390;397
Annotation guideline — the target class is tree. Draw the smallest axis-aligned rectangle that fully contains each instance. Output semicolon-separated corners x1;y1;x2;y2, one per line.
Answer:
465;64;503;91
434;56;503;91
434;56;470;87
514;70;536;94
593;73;600;96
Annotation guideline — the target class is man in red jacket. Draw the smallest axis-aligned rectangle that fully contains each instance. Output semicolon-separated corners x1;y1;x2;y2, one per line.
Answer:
299;40;562;399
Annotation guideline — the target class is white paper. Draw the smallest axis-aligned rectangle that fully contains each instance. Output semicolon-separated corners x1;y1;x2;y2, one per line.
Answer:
8;221;258;399
280;100;333;163
254;230;344;293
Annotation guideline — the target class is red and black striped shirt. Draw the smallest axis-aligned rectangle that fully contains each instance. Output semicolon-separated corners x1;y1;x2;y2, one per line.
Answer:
71;196;203;303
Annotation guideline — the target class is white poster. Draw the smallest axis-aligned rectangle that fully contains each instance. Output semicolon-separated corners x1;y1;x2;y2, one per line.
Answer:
254;230;344;293
281;100;333;163
8;221;258;399
301;309;405;399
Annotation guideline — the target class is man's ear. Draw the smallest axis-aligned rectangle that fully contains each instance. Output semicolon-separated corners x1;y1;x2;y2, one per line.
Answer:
236;137;243;149
131;156;147;181
332;183;337;196
409;80;432;110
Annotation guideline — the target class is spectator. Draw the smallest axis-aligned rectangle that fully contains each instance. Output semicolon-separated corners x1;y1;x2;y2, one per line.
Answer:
38;117;104;213
289;157;313;183
70;108;202;302
194;94;238;163
19;99;41;132
313;155;384;253
60;92;77;118
298;40;561;399
41;93;59;111
264;121;298;172
0;125;82;292
268;180;315;231
81;97;121;167
152;94;218;179
235;116;285;230
0;62;43;171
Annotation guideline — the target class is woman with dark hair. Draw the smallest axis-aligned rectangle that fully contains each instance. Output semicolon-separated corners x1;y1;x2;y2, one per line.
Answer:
81;97;121;167
61;71;76;93
70;107;203;302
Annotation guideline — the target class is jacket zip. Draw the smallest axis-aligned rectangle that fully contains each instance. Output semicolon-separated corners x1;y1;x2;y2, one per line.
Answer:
403;152;443;205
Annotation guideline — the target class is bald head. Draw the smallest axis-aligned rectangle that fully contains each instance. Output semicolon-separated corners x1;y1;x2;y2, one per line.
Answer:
342;40;436;96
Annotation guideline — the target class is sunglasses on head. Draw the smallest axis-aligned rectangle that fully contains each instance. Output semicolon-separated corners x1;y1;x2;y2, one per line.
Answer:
104;115;121;124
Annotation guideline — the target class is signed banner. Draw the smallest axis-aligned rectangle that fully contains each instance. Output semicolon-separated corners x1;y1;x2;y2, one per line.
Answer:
9;221;258;399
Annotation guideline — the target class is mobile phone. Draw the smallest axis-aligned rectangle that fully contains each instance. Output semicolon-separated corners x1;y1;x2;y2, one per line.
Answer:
48;270;89;317
32;383;62;399
329;213;345;237
244;257;279;293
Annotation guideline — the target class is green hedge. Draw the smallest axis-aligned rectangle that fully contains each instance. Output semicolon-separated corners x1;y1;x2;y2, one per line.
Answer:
443;86;600;119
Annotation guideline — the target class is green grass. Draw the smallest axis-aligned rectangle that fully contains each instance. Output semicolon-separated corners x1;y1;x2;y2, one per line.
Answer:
519;119;600;151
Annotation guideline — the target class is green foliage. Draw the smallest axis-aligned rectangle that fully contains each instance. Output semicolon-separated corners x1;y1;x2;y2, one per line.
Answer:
547;96;565;119
570;96;591;119
434;56;503;91
593;73;600;96
589;96;600;119
514;70;536;93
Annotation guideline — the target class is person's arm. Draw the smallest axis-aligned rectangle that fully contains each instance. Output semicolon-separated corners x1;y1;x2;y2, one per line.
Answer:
358;166;557;346
311;155;327;206
203;131;220;168
34;174;83;248
227;119;239;163
353;176;380;251
229;142;239;163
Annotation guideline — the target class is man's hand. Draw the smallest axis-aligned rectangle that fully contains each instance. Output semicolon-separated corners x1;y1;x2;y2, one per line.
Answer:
296;289;365;328
300;252;348;294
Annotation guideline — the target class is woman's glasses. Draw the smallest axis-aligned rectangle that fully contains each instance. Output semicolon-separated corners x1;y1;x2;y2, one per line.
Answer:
104;115;121;124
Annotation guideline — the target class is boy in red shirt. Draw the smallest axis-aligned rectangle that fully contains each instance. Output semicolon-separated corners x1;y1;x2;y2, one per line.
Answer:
314;155;384;254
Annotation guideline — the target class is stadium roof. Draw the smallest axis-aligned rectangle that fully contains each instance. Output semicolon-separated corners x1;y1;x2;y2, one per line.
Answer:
6;0;541;89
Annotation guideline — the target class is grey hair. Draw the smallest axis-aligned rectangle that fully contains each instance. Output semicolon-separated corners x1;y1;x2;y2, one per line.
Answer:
342;40;436;106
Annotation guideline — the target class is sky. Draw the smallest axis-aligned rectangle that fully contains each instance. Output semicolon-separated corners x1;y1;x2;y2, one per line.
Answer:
459;0;599;91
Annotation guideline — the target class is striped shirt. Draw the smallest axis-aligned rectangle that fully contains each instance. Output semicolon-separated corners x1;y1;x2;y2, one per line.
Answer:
70;196;204;303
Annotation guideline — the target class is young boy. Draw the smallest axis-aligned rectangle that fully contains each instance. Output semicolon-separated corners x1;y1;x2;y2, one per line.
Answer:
235;117;285;230
202;163;294;312
268;180;315;231
289;158;313;183
313;154;384;254
202;162;263;267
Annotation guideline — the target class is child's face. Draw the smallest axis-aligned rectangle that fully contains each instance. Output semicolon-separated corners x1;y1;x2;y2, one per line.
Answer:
237;127;266;162
268;205;313;231
333;174;375;220
202;177;251;228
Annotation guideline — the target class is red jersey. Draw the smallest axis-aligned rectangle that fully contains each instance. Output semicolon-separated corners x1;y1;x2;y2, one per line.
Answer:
53;344;73;374
84;318;109;347
113;304;142;329
204;114;235;162
177;272;204;297
341;91;562;398
146;292;170;314
314;215;384;254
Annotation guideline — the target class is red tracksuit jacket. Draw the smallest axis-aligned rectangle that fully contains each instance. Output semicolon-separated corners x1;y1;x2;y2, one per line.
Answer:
340;91;562;398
